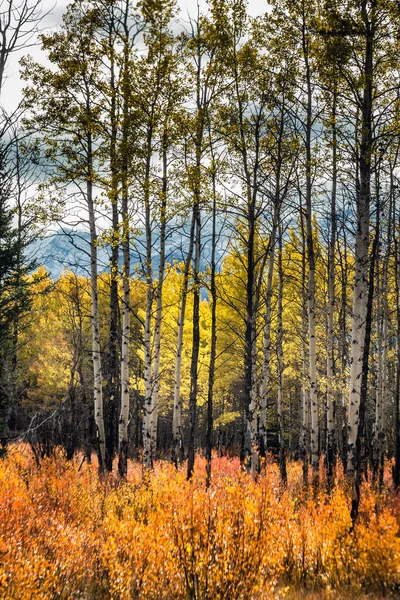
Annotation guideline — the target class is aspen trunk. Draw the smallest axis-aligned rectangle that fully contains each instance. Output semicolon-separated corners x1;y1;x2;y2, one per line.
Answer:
242;145;259;477
186;36;205;480
348;207;369;475
87;133;105;473
350;181;379;527
206;154;217;488
374;251;383;483
308;246;318;482
326;94;337;488
259;202;280;457
172;210;195;466
247;319;259;478
259;95;285;459
299;204;309;486
347;6;373;475
394;190;400;488
119;211;130;477
337;224;349;466
106;40;119;472
118;28;131;478
374;179;390;488
277;224;287;484
143;131;154;472
187;202;201;480
243;198;258;475
301;8;318;484
150;137;168;458
390;156;400;489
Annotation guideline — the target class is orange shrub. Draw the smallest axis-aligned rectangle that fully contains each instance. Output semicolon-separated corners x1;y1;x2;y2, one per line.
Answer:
0;448;399;599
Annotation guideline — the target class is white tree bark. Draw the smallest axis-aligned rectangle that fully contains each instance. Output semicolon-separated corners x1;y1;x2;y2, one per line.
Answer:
301;7;318;483
326;94;337;484
142;141;154;472
299;208;309;485
150;141;168;457
347;195;370;473
118;17;131;478
259;202;279;455
248;327;259;478
87;157;105;472
143;282;153;470
346;1;373;476
308;260;319;479
277;225;286;483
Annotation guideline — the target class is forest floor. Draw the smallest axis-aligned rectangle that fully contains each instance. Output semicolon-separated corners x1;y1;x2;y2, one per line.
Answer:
0;447;399;599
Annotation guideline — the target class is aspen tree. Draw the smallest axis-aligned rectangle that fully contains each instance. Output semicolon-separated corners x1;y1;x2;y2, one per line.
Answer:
21;0;108;470
326;94;337;488
137;0;177;470
186;9;206;481
205;119;218;487
212;0;273;475
256;25;298;460
300;0;319;485
277;222;287;484
346;0;375;475
118;0;139;478
104;3;120;472
394;170;400;488
174;4;220;478
269;0;321;483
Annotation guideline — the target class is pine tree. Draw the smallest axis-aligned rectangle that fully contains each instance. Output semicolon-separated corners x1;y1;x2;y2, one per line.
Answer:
0;150;34;452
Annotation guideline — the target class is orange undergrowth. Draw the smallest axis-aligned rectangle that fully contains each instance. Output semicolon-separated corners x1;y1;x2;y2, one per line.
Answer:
0;447;399;599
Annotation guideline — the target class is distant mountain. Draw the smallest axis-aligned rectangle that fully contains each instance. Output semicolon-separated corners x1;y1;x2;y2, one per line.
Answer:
28;217;230;281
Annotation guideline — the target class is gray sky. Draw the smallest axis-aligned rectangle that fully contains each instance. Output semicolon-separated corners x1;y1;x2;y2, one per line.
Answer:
3;0;268;112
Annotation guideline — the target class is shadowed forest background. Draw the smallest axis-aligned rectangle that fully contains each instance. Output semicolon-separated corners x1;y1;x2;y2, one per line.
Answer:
1;0;400;596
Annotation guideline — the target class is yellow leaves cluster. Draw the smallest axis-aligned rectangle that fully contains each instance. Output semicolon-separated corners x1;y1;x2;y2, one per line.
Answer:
0;449;399;599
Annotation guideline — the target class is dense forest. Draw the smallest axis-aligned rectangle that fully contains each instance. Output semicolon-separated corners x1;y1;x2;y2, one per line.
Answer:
2;0;400;596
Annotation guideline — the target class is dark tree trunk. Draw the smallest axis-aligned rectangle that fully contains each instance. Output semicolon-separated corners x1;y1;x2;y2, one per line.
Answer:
187;202;201;480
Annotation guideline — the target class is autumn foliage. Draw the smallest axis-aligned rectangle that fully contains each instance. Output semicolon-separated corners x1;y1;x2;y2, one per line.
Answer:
0;448;399;599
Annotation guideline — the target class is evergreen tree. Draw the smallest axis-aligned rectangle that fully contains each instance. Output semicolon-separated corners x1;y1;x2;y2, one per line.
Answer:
0;149;35;452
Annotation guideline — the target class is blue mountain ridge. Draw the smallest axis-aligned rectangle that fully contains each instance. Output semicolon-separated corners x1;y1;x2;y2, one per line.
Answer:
28;217;230;281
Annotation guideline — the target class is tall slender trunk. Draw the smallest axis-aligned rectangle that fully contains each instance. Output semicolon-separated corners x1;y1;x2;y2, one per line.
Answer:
143;126;154;472
394;198;400;487
151;135;168;459
338;222;349;466
11;139;23;417
172;210;195;466
187;31;205;480
392;155;400;489
259;99;285;458
206;155;217;488
374;256;383;480
118;190;130;477
106;35;119;472
351;169;380;527
303;28;318;485
299;200;309;486
277;224;287;484
326;93;337;488
259;202;280;458
347;3;374;475
243;197;258;476
118;22;131;478
187;200;201;480
87;132;105;473
374;175;390;489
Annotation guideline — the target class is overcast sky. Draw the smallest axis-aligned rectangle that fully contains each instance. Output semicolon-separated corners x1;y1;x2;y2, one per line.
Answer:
3;0;268;112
